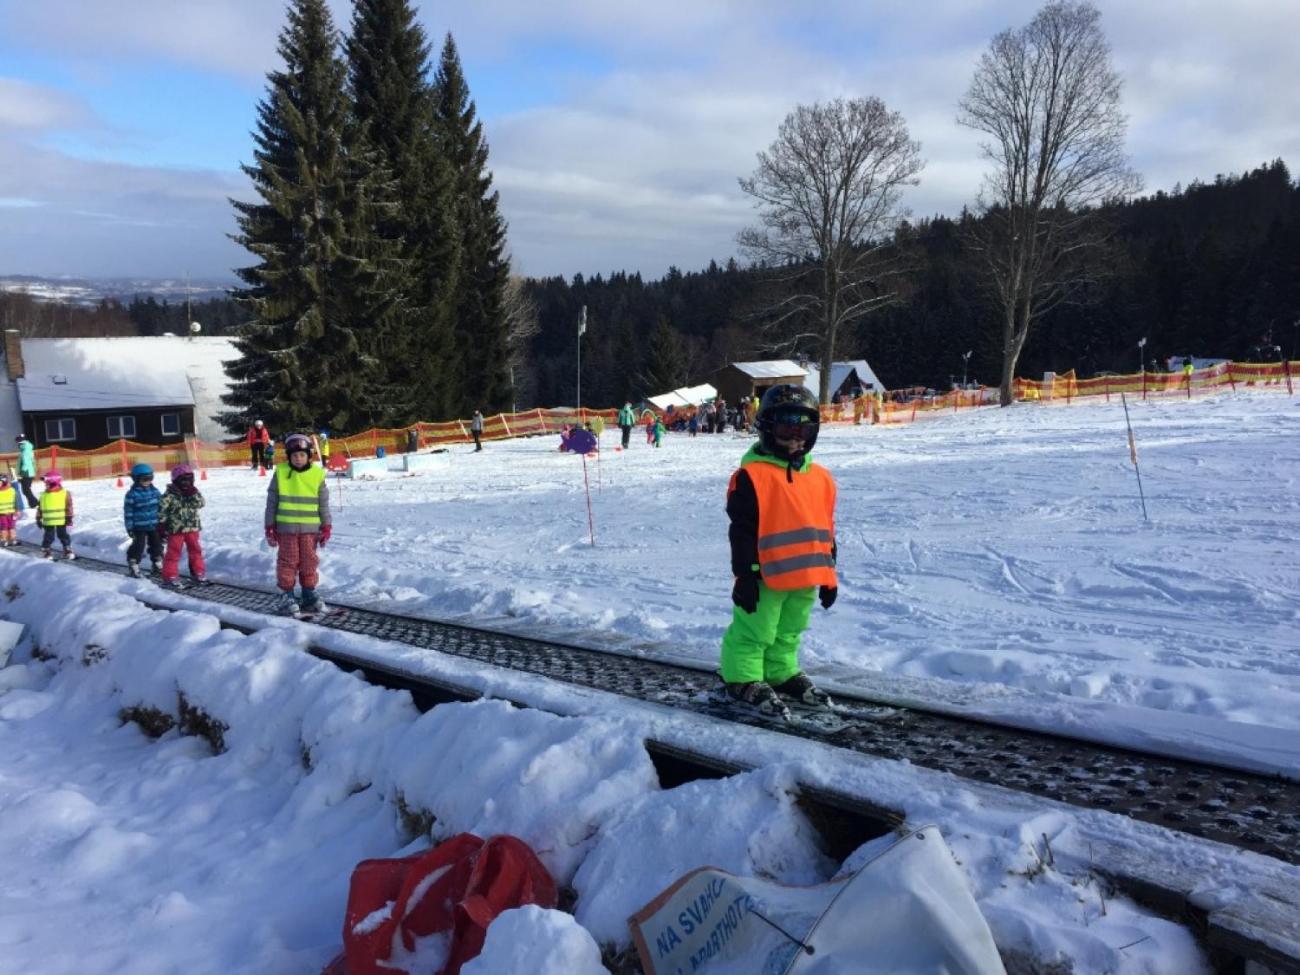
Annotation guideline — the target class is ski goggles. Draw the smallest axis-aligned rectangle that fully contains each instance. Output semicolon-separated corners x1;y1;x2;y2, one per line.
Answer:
766;410;818;441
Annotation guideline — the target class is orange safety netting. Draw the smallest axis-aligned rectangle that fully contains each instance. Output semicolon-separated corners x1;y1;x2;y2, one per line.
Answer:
1;407;622;481
4;366;1291;481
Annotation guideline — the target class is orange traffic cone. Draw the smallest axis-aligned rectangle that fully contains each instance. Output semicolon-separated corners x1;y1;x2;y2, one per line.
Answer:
115;476;124;488
200;469;208;481
258;466;266;477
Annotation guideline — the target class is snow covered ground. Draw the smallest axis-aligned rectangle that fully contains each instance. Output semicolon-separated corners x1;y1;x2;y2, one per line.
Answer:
0;390;1297;973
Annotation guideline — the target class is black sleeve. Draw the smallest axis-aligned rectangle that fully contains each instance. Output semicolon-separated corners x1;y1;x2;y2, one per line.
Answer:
726;469;760;578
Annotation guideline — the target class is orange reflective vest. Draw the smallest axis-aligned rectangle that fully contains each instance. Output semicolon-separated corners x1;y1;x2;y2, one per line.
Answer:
744;458;837;590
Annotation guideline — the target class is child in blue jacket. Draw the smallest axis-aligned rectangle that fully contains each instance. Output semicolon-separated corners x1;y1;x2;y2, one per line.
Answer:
123;463;163;577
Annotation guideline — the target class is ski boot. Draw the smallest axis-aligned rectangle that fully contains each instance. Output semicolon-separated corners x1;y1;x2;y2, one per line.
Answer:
275;590;300;617
160;577;185;589
771;672;832;709
127;560;142;578
723;681;791;720
299;592;327;617
63;548;76;561
41;548;53;560
191;574;208;585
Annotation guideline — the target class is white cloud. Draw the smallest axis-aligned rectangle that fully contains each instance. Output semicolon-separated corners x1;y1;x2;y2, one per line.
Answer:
1;0;1298;278
0;78;94;131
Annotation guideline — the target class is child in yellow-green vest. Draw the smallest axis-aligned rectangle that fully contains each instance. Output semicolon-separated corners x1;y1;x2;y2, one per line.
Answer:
35;471;75;560
264;432;331;617
0;471;25;546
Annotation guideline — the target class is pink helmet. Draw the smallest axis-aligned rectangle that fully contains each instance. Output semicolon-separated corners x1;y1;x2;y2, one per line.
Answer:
43;471;63;487
170;464;194;482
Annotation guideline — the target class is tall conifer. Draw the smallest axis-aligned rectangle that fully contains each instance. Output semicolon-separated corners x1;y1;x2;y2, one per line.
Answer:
223;0;392;434
433;34;512;415
347;0;461;422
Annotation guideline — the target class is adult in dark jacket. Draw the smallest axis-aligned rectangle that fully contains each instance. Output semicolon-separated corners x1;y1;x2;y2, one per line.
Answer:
470;411;484;452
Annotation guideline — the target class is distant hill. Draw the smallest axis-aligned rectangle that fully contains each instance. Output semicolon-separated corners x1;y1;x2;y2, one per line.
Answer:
0;275;235;306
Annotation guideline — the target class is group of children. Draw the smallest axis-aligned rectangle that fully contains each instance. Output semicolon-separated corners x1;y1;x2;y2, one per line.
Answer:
121;462;205;583
14;431;331;618
15;386;838;713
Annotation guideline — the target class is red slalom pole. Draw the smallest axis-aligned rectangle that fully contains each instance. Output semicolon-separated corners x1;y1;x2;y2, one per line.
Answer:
581;454;596;545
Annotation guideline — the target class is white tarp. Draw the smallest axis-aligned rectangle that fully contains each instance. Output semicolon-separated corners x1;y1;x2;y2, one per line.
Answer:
630;825;1004;975
648;383;717;411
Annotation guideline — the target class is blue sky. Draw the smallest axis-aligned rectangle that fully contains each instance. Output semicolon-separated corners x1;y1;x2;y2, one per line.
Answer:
1;0;1298;282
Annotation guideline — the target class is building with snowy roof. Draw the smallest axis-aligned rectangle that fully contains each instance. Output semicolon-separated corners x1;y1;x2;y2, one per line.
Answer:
712;359;807;405
0;331;240;450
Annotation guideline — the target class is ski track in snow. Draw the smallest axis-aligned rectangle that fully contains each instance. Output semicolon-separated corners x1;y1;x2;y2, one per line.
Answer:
28;391;1300;732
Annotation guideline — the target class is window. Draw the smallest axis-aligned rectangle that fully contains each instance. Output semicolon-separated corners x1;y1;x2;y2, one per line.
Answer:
106;415;137;440
44;418;76;442
161;413;181;437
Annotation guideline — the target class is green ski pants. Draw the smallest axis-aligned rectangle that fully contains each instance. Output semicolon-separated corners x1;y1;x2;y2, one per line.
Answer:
719;582;816;685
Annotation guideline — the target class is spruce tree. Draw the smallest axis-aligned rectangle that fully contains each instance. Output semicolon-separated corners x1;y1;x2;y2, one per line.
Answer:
638;316;688;395
347;0;460;423
433;34;512;416
223;0;390;435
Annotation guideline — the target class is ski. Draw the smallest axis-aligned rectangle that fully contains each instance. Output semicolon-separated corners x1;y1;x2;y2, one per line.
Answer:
702;686;851;735
795;698;903;724
294;608;346;624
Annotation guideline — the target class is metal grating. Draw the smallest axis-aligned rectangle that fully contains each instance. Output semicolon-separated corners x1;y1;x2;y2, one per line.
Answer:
21;546;1300;866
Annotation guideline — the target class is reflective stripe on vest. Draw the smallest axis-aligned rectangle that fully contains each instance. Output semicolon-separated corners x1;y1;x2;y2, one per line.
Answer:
39;490;68;527
0;486;15;515
274;464;325;526
745;459;837;590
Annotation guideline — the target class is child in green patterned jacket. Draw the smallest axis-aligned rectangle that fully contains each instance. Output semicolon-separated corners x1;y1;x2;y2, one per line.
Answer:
158;464;206;586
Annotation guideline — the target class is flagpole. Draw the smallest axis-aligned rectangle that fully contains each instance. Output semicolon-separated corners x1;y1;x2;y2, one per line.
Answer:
574;305;585;421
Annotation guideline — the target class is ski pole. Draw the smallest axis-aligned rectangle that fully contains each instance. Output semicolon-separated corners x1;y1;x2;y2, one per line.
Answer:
1120;394;1148;521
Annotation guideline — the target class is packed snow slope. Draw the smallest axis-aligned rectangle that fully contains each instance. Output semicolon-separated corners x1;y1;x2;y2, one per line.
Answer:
38;392;1300;739
2;391;1296;975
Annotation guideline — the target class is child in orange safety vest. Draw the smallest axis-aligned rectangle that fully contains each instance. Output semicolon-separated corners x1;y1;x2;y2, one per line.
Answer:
719;384;838;719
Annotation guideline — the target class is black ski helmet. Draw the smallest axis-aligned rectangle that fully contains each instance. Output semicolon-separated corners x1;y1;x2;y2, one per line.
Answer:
756;384;821;458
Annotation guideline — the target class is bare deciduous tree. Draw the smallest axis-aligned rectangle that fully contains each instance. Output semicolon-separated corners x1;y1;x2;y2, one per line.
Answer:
958;0;1141;405
738;97;923;403
501;274;539;411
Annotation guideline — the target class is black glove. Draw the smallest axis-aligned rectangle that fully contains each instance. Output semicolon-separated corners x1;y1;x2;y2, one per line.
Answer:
819;585;838;610
732;572;761;614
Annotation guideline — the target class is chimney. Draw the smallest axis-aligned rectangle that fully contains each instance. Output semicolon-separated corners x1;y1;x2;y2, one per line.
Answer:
4;331;23;381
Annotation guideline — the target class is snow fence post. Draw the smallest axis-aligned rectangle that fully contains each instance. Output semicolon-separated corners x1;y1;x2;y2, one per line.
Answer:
581;453;596;545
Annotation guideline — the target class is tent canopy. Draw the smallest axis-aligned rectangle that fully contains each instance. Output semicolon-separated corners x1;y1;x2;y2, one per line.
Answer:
647;383;717;411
